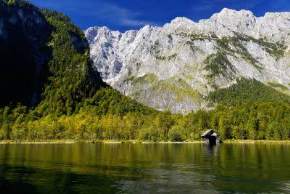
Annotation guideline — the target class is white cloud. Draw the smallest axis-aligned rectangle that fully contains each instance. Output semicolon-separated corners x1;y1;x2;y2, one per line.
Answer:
91;3;158;27
32;0;158;28
120;18;148;26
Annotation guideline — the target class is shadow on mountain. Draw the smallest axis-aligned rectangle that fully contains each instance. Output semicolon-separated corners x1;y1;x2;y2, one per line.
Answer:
0;2;52;106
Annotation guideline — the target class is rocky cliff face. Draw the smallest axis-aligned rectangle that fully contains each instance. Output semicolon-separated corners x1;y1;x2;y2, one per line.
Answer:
85;8;290;113
0;1;51;105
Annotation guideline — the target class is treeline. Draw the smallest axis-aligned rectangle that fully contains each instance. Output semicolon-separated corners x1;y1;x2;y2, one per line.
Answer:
208;78;290;105
0;100;289;141
0;78;286;141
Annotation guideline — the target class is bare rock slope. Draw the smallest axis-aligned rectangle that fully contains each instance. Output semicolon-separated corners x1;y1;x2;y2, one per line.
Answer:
85;8;290;113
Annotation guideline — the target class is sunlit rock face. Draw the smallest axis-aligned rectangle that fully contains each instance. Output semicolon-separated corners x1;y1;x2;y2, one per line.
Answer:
85;8;290;114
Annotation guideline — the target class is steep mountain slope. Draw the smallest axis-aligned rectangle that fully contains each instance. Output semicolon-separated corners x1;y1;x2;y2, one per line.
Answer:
0;0;157;140
0;0;152;116
0;0;101;110
86;8;290;113
0;0;51;106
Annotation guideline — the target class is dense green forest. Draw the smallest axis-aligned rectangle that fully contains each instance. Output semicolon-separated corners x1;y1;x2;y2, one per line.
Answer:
0;0;289;141
1;93;289;141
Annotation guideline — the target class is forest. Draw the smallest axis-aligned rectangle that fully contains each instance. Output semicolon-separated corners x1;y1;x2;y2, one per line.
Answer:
1;99;290;141
1;80;290;141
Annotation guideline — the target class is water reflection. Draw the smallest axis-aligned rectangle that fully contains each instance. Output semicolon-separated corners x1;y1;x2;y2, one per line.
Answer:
204;143;220;157
0;143;289;193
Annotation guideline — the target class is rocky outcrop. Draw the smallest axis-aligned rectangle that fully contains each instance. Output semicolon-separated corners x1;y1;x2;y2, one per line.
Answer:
85;8;290;113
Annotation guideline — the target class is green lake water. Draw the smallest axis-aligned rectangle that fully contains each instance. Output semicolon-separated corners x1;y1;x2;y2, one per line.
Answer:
0;143;290;194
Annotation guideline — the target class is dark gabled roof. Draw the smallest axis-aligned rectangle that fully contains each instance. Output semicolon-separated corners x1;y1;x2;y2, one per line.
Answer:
201;129;214;137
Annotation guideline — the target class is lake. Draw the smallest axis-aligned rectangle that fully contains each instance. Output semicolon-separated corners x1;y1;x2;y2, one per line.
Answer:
0;143;290;194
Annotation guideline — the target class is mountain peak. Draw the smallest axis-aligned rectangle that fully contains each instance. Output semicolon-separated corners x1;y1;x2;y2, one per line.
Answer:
170;17;194;25
204;8;256;37
217;8;254;16
86;9;290;113
85;26;121;43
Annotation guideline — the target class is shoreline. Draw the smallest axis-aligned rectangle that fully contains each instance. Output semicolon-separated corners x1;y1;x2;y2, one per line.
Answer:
223;140;290;144
0;139;290;145
0;140;203;145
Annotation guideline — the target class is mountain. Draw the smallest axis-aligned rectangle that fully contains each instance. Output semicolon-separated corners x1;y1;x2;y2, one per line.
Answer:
0;0;103;111
0;0;52;106
0;1;289;141
0;0;152;116
85;8;290;113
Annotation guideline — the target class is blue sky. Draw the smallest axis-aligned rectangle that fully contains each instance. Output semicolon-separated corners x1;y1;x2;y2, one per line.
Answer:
30;0;290;31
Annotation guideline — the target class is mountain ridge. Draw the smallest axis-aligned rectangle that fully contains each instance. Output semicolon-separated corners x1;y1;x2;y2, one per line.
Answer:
86;8;290;113
86;8;290;42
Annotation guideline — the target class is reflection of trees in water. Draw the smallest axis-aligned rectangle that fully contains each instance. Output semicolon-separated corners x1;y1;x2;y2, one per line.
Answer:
117;167;219;194
0;145;36;194
211;144;290;193
0;165;38;194
0;144;289;193
0;165;122;194
0;144;121;194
